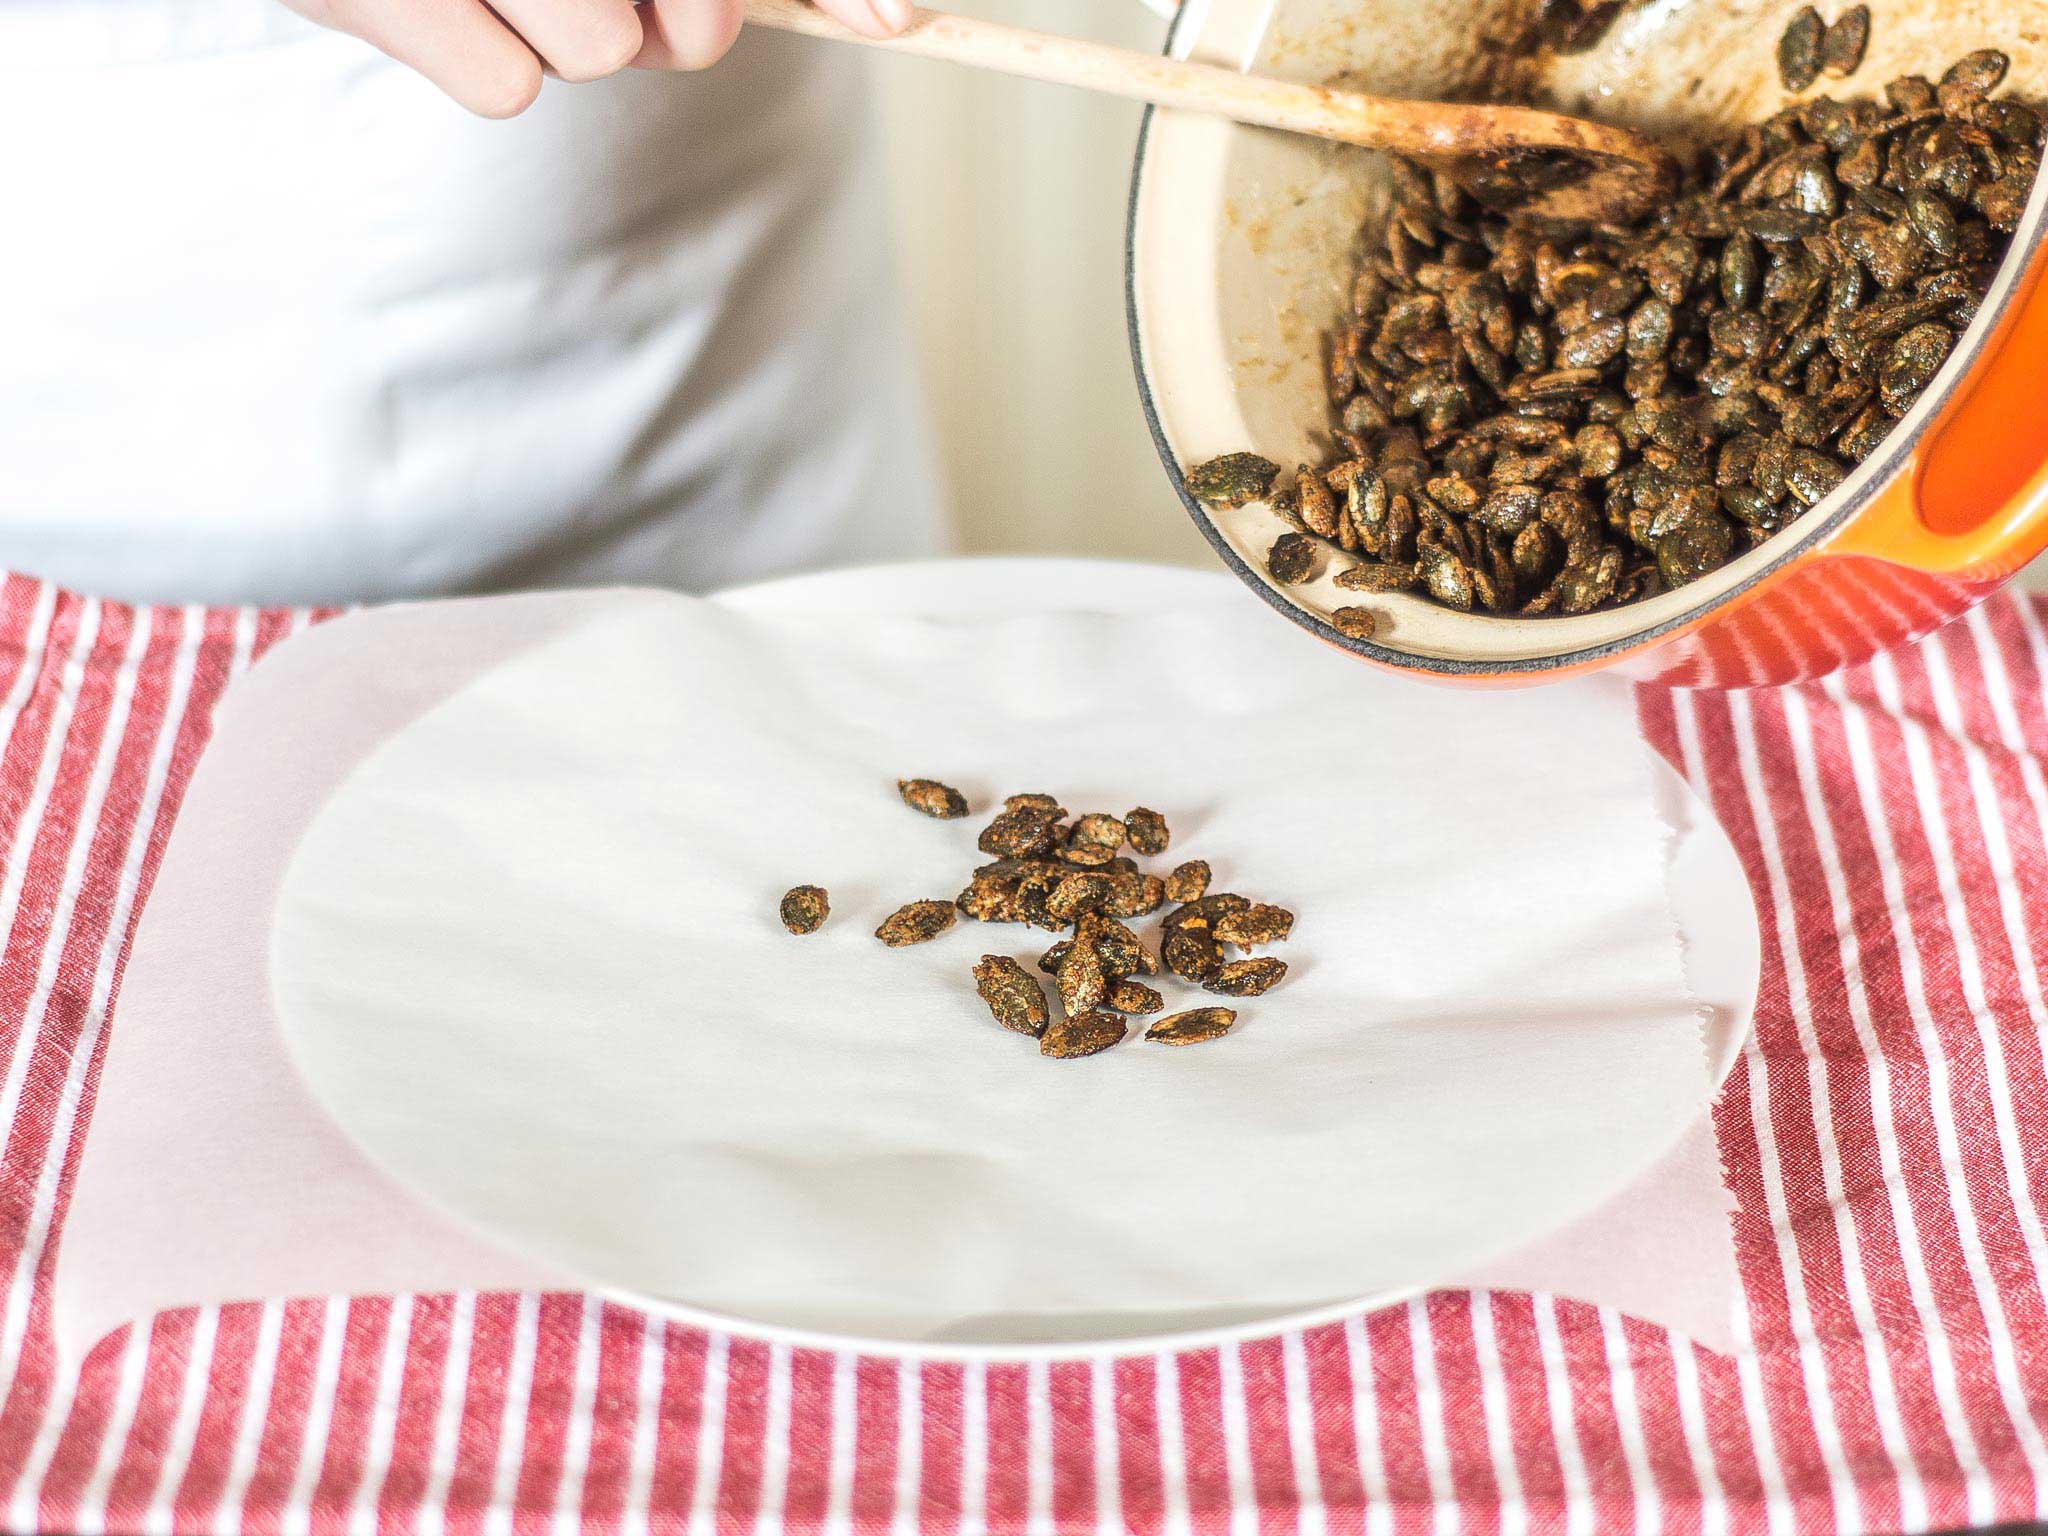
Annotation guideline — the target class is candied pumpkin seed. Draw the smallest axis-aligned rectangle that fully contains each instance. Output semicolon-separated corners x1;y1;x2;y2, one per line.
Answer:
1213;903;1296;947
1042;1010;1128;1059
870;785;1296;1061
1778;8;1825;92
1106;979;1165;1015
779;885;829;935
898;778;969;819
1146;1007;1238;1046
1185;453;1280;507
1331;606;1380;640
1209;957;1289;996
877;900;956;947
1820;5;1869;76
1125;806;1170;855
1164;860;1211;904
973;956;1049;1036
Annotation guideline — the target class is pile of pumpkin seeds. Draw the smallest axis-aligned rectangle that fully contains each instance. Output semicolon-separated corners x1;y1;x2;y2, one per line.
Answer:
1186;23;2035;620
779;779;1295;1059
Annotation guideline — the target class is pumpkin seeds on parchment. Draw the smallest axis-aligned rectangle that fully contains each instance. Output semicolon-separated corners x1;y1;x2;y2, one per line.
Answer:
789;782;1300;1059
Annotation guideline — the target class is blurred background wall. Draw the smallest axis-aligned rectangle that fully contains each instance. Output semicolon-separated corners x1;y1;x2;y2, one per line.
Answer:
870;0;1213;567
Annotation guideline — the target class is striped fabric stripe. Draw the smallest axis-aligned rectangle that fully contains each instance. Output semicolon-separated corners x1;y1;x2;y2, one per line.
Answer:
0;574;2044;1535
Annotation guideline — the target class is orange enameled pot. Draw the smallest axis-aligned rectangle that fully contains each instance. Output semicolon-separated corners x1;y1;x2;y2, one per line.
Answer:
1127;0;2048;686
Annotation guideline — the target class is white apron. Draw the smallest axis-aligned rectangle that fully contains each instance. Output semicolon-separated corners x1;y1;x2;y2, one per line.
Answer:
0;1;944;604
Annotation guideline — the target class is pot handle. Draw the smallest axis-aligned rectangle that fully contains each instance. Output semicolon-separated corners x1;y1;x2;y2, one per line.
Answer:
1824;261;2048;580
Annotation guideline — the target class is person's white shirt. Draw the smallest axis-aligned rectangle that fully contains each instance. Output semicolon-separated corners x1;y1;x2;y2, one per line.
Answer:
0;0;945;605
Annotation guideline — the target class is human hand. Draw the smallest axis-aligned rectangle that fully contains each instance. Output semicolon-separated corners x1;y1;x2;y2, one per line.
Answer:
281;0;911;117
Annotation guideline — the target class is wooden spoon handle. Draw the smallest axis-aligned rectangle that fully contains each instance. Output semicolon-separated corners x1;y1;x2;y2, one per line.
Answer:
742;0;1676;219
742;0;1658;165
742;0;1420;156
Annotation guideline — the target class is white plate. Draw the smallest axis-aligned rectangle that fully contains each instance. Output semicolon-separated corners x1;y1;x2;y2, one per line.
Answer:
270;559;1758;1358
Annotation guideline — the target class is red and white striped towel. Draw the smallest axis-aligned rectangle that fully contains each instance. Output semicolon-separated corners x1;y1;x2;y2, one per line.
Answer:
0;570;2046;1535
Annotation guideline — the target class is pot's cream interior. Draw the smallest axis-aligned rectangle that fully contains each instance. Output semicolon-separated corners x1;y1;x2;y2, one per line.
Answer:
1131;0;2048;665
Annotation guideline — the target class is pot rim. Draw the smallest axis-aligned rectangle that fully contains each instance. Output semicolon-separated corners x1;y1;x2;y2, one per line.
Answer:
1124;2;2048;676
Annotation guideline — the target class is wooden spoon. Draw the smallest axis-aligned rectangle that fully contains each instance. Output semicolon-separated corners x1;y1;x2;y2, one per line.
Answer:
743;0;1678;223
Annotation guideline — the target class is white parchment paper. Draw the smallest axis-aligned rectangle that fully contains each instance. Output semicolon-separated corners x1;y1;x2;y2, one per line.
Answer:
259;580;1721;1345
